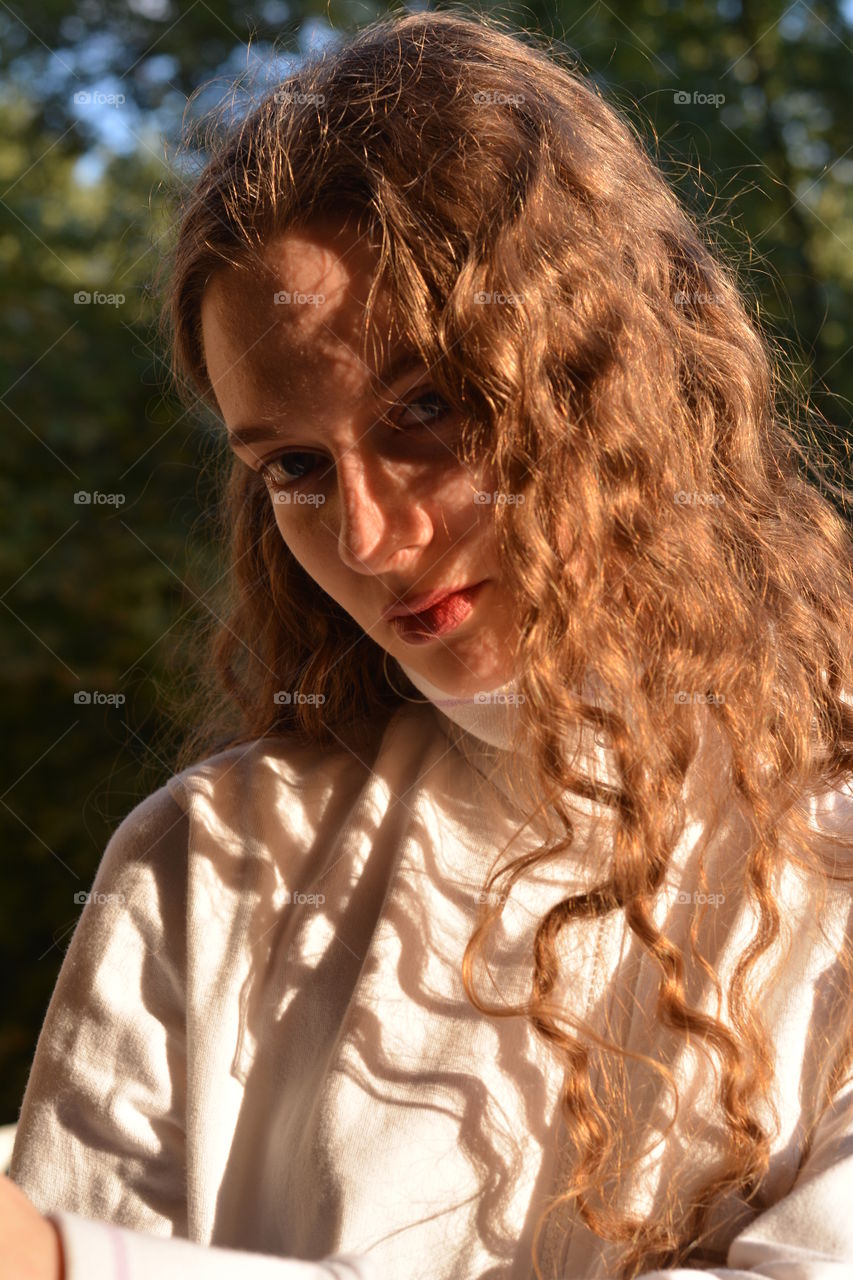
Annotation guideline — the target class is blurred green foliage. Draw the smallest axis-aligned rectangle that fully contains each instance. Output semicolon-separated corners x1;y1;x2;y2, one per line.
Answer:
2;0;853;1122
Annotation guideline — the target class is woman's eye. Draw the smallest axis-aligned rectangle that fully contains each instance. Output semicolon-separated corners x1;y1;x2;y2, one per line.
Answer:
393;390;451;430
260;390;453;489
263;452;324;485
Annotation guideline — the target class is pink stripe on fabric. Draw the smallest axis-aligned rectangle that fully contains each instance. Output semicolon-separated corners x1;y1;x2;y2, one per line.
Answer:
105;1222;132;1280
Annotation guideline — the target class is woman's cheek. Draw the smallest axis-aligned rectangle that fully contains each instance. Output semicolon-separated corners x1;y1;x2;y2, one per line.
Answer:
272;498;333;566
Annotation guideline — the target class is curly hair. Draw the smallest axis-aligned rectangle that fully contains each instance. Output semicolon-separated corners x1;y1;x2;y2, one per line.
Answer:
153;9;853;1277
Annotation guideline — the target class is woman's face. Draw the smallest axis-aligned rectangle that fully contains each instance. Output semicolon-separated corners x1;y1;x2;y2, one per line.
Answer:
200;214;519;697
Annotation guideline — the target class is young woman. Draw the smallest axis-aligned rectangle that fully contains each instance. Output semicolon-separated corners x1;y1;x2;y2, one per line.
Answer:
6;9;853;1280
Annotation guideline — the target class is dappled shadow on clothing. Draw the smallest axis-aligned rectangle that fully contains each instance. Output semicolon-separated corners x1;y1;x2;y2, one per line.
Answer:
173;703;853;1280
173;703;607;1280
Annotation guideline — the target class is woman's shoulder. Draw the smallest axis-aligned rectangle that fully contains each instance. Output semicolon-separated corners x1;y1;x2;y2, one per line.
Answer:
94;705;448;902
155;702;452;844
164;704;441;805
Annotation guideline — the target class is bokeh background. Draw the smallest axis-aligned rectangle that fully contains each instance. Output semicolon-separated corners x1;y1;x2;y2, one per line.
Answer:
2;0;853;1128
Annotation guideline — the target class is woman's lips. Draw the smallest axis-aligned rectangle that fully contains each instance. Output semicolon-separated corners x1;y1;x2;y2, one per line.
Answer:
389;580;488;644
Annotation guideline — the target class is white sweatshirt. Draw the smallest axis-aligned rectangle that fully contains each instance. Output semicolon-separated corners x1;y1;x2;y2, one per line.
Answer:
9;667;853;1280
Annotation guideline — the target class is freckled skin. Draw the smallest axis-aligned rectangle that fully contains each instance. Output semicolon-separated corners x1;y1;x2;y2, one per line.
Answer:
200;213;520;697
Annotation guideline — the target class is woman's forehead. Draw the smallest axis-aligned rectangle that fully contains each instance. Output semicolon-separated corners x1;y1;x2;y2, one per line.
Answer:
201;243;409;391
200;273;422;430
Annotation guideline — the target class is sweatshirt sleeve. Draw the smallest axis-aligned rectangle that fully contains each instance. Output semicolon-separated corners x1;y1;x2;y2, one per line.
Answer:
8;783;380;1280
632;1034;853;1278
45;1209;380;1280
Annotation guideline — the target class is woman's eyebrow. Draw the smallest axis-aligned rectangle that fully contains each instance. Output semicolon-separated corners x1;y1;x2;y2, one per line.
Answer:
366;349;426;400
227;350;427;448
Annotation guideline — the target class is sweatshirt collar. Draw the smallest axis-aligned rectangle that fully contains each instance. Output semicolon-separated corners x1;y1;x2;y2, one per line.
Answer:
395;660;524;751
395;658;630;826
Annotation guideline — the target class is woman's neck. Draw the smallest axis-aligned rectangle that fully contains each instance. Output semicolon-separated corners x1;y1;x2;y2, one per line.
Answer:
394;658;625;818
395;660;524;751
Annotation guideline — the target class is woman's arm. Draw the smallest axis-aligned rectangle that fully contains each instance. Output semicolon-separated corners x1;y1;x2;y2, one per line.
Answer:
0;1174;377;1280
0;1174;64;1280
9;784;191;1235
632;1040;853;1279
6;783;379;1280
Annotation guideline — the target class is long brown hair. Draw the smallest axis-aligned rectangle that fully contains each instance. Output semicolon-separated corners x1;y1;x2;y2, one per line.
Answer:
153;9;853;1276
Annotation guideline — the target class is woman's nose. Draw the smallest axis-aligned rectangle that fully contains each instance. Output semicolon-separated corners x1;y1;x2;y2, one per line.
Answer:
335;453;435;574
